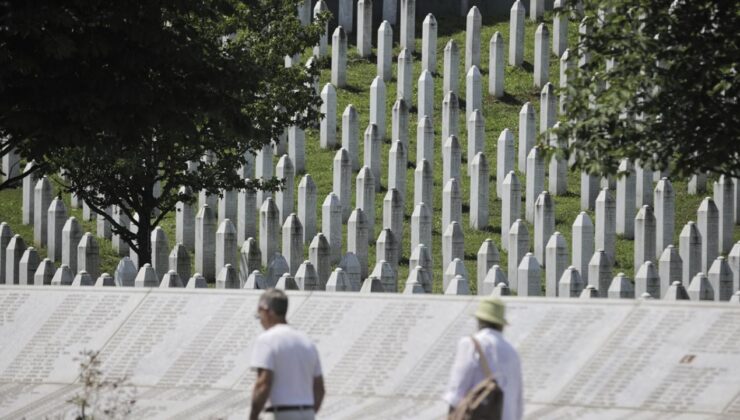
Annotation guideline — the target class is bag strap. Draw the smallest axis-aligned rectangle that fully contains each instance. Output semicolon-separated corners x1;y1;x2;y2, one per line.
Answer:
470;336;493;379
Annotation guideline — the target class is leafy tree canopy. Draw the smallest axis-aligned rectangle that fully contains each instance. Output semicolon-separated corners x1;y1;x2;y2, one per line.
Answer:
1;0;326;264
552;0;739;178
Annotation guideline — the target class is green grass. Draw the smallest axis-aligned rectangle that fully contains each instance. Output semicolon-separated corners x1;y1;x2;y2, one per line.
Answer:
306;13;573;293
1;12;738;293
0;188;123;275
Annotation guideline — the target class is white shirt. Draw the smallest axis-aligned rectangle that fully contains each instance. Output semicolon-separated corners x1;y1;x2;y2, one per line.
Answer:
250;324;322;407
443;328;524;420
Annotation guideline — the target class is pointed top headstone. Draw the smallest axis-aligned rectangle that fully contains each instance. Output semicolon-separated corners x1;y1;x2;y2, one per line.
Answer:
134;263;159;288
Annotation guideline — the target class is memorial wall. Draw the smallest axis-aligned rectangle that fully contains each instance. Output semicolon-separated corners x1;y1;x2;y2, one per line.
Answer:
1;286;739;419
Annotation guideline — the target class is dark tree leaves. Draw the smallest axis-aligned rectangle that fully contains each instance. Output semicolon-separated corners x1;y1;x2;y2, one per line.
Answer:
552;0;740;179
1;0;327;264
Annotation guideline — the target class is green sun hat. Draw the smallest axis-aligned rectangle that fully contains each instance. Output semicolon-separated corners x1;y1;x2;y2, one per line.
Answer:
474;297;508;326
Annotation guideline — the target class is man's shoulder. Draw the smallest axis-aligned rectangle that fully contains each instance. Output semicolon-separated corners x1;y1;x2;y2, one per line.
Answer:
255;324;290;343
262;324;315;345
477;330;518;353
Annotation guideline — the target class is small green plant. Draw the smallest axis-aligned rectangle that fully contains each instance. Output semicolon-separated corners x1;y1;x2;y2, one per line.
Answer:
68;350;136;420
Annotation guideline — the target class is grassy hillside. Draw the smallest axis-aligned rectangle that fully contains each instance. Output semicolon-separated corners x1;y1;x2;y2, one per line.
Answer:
0;11;736;293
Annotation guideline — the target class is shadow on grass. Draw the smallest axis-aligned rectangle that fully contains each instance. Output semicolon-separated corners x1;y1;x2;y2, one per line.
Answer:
435;14;509;38
340;84;364;94
496;92;523;106
556;191;581;199
348;54;377;64
478;225;501;235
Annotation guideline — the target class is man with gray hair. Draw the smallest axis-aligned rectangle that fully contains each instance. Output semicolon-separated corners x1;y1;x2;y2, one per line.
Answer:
250;289;325;420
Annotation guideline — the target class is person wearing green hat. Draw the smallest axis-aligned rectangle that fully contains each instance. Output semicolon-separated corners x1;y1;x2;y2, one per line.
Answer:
443;297;523;420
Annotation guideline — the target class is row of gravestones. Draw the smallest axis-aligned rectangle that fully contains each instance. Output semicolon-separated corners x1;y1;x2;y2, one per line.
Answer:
302;1;740;300
5;169;740;301
290;2;740;298
2;209;740;302
4;176;740;299
321;0;566;34
4;2;740;300
197;0;733;302
325;1;567;92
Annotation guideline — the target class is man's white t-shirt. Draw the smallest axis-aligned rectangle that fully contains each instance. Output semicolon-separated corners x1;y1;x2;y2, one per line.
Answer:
250;324;322;407
443;328;524;420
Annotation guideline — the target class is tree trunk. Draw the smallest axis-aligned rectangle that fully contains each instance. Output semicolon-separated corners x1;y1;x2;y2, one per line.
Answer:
135;211;153;267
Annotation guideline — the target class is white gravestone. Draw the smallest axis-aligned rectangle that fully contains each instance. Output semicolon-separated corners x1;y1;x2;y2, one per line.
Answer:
518;102;535;173
378;21;393;81
470;152;489;230
418;71;434;125
534;191;555;265
364;124;381;192
497;129;515;199
322;192;343;265
654;178;675;257
508;219;529;293
465;6;481;73
298;174;317;244
501;171;521;252
356;0;373;58
509;0;525;66
467;110;484;176
526;147;545;223
320;83;337;149
489;32;504;97
443;40;459;95
259;198;279;267
572;212;594;286
442;178;462;234
534;24;550;88
634;205;656;271
616;159;636;239
546;232;569;297
422;14;437;73
465;65;483;121
635;261;660;299
370;76;386;141
333;148;352;222
595;188;616;265
400;0;415;53
348;208;369;279
697;196;719;274
342;104;360;171
679;221;702;287
331;26;347;87
397;48;413;105
357;166;376;241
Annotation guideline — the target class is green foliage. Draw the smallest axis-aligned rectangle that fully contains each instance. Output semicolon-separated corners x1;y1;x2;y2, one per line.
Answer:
553;0;740;178
1;1;326;262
